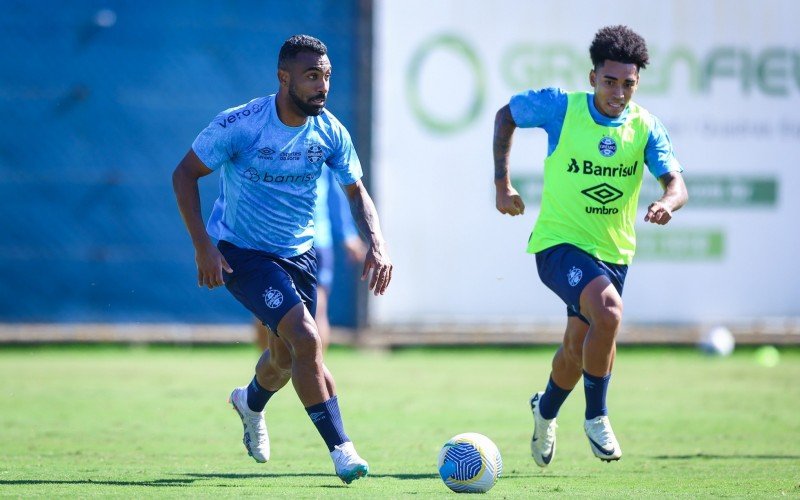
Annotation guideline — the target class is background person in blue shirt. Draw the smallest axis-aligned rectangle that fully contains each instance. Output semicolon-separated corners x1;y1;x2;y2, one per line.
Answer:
254;167;366;353
172;35;391;484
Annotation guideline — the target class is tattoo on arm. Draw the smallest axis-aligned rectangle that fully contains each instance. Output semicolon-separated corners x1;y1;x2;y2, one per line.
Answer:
658;172;689;212
347;185;382;245
493;106;516;181
494;136;512;181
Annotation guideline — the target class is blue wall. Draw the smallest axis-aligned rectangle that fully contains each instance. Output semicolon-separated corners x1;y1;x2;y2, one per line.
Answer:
0;1;365;324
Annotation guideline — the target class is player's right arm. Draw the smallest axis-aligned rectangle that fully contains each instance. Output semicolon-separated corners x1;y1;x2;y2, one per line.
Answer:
172;149;232;289
493;104;525;216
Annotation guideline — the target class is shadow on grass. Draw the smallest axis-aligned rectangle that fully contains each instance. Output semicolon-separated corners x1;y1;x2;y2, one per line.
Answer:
653;453;800;460
0;470;572;490
0;479;195;487
183;471;572;480
184;472;438;480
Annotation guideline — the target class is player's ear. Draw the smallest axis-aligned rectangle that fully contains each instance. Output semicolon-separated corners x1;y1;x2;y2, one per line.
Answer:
589;68;596;87
278;68;289;88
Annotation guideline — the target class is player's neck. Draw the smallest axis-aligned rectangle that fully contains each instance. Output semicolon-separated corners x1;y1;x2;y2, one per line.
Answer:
276;92;309;127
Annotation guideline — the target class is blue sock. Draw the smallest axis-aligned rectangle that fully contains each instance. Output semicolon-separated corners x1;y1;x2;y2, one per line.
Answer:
306;396;349;452
539;376;572;420
246;376;276;413
583;370;611;420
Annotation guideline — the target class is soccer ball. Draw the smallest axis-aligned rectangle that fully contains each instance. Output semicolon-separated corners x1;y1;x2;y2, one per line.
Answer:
437;432;502;493
699;325;735;356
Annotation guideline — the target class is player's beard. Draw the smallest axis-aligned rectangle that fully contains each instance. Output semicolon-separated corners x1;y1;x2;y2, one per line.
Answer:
288;85;325;117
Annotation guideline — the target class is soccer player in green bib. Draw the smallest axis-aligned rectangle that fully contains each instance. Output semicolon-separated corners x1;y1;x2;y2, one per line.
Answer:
493;25;688;466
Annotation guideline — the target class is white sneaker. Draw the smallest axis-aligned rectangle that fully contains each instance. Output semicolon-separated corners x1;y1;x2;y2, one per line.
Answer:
330;441;369;484
584;415;622;462
529;391;557;467
229;386;270;463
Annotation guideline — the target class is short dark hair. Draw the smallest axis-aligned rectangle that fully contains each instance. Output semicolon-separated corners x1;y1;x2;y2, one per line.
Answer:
589;25;649;71
278;34;328;69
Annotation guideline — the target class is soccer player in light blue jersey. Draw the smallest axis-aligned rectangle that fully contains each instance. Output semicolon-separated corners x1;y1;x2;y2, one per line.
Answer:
493;26;688;467
173;35;392;484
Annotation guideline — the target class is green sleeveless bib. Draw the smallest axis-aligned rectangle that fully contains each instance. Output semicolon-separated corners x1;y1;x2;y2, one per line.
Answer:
527;92;651;264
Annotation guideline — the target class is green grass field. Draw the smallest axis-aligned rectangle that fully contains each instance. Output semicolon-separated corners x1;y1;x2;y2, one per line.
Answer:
1;344;798;498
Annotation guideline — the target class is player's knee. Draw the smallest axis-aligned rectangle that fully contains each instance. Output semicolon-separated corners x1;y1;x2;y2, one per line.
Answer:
591;304;623;333
289;329;322;362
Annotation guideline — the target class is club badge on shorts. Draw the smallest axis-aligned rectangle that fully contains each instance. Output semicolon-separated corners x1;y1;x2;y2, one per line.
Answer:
263;287;284;309
567;266;583;287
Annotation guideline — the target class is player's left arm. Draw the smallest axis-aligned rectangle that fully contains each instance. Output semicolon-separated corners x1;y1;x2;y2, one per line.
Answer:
328;171;367;262
643;114;689;225
341;180;393;295
645;171;688;225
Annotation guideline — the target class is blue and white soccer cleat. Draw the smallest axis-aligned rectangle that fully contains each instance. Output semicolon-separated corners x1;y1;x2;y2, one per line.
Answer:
584;415;622;462
529;391;557;467
330;441;369;484
229;386;270;463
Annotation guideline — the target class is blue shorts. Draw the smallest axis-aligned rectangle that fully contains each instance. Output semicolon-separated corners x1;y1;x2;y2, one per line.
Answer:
219;241;318;333
535;243;628;324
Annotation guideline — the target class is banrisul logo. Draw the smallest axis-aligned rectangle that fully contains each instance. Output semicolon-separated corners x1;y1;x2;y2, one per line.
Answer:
306;144;323;163
598;136;617;157
243;168;260;182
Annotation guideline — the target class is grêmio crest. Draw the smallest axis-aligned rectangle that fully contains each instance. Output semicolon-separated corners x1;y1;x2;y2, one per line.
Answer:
598;136;617;157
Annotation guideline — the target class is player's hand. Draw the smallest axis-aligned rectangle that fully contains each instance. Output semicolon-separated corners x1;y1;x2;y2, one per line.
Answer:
195;242;233;289
496;185;526;216
644;201;673;225
361;243;392;296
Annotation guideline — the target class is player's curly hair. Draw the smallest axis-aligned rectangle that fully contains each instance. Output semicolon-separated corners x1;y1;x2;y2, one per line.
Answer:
278;34;328;69
589;25;649;71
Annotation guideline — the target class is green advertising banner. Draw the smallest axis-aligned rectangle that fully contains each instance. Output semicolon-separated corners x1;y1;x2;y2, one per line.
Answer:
375;0;800;323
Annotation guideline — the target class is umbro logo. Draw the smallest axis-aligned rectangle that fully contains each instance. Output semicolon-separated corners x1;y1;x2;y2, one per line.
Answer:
581;183;623;205
258;147;275;160
309;411;327;423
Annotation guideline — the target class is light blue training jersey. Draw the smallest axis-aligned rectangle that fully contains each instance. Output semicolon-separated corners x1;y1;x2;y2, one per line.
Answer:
509;87;682;177
192;94;363;257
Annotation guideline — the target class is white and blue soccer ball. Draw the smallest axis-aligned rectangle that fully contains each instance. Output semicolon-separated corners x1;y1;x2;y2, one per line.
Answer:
699;325;735;356
437;432;503;493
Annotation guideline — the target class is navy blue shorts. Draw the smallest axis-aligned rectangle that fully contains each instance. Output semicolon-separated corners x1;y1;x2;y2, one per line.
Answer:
218;241;318;333
535;243;628;324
